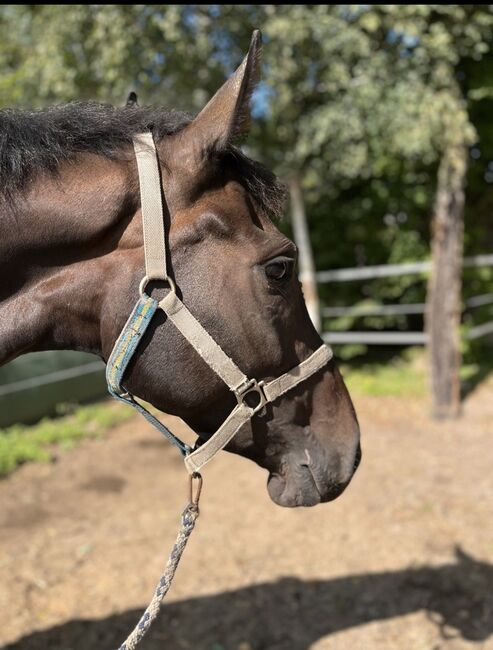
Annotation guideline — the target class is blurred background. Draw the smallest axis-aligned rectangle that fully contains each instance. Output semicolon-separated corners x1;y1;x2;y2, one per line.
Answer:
0;6;492;650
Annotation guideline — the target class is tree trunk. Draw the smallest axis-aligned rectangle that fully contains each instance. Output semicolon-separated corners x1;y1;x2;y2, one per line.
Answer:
289;177;321;331
425;144;467;419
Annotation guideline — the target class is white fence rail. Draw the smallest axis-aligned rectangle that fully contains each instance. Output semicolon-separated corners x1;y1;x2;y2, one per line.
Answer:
323;332;428;345
321;292;493;319
317;254;493;283
0;360;104;397
322;303;426;318
468;320;493;340
465;293;493;309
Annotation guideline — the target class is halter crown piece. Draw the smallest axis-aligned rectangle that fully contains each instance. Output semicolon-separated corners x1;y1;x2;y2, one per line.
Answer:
106;132;333;474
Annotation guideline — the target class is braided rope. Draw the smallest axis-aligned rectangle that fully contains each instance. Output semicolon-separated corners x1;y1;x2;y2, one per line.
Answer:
118;500;200;650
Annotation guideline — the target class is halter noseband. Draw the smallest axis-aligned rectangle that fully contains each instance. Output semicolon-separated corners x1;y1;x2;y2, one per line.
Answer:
106;132;333;474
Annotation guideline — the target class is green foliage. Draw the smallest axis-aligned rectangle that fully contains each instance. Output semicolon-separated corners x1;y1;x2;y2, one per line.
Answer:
0;401;133;477
258;5;491;174
0;5;222;108
461;338;493;395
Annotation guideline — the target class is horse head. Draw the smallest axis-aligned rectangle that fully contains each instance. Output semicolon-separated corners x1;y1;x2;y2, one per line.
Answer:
107;32;361;506
0;32;360;507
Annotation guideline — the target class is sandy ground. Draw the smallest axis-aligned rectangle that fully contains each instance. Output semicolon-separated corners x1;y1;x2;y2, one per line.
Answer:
0;378;492;650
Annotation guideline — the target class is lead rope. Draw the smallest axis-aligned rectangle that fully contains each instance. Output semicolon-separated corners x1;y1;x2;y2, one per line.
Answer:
118;473;203;650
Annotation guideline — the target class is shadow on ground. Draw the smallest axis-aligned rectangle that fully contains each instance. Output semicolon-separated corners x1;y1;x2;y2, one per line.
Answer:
4;548;492;650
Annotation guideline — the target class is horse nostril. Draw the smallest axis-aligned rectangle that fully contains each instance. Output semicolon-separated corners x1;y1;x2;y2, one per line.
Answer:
302;449;312;468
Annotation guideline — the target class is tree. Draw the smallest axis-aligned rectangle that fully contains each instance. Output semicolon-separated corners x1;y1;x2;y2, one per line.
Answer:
0;5;227;109
258;5;492;416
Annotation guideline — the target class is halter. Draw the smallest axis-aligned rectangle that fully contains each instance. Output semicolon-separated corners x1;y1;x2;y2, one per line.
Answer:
106;132;333;474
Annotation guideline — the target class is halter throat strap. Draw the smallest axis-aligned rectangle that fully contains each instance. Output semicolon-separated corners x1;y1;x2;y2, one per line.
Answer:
106;132;333;473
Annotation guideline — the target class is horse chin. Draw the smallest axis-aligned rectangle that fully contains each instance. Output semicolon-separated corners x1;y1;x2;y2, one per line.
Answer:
267;471;350;507
267;472;318;507
266;445;361;508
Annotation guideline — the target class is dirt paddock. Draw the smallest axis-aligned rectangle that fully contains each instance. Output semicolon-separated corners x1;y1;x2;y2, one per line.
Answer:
0;378;492;650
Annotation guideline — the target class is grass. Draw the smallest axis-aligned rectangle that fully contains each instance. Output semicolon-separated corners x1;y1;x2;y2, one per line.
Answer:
340;343;493;398
0;400;134;478
340;348;427;398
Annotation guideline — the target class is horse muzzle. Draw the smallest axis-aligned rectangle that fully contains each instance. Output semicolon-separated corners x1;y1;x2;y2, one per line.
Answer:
266;443;362;508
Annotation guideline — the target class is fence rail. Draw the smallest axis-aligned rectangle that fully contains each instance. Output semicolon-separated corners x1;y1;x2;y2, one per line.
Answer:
316;254;493;283
465;293;493;309
467;320;493;340
0;360;104;397
323;331;428;345
321;293;493;319
322;303;426;318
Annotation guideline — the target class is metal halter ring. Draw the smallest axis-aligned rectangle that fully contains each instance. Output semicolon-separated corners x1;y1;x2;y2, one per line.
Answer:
139;274;176;298
234;378;267;415
189;472;203;507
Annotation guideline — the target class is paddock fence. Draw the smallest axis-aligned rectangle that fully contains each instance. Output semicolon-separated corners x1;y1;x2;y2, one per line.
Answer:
320;254;493;346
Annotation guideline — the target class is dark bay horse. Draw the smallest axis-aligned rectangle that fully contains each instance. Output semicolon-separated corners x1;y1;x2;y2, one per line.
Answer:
0;33;360;507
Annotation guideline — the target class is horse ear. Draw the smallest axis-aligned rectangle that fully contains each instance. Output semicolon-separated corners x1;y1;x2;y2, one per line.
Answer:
126;91;138;107
183;30;262;152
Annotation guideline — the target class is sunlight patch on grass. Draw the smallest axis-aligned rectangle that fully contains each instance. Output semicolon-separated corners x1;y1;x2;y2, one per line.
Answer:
341;351;427;398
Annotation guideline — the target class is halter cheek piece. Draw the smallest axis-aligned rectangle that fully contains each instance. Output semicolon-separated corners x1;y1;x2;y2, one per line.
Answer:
106;132;333;474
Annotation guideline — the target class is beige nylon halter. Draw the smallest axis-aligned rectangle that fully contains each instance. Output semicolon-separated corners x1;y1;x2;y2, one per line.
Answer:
132;133;333;473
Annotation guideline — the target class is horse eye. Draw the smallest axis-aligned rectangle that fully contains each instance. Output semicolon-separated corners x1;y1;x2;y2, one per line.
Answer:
264;258;293;282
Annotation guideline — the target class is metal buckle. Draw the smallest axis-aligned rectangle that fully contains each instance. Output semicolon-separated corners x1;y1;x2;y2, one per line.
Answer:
234;378;267;415
139;274;176;298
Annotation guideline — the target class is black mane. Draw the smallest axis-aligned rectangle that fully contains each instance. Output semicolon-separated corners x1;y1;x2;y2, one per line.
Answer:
0;101;285;218
0;102;191;195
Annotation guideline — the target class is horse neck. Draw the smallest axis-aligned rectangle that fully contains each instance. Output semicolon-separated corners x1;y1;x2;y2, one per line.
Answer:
0;154;140;366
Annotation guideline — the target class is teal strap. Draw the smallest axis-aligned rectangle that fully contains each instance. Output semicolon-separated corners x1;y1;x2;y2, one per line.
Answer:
107;294;158;394
106;294;190;456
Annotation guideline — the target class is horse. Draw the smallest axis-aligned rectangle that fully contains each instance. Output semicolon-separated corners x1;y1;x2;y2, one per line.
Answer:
0;31;360;507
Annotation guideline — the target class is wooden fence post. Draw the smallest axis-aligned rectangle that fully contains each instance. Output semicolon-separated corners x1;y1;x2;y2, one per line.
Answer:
425;144;467;418
289;176;321;331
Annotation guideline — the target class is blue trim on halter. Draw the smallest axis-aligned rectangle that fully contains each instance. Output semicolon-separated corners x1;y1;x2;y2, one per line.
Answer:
106;294;190;457
106;295;158;394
